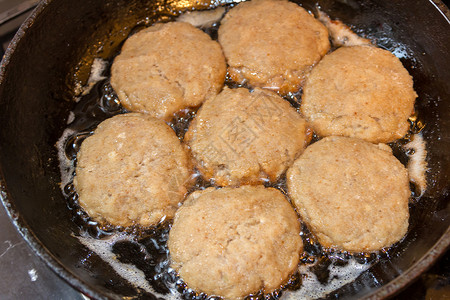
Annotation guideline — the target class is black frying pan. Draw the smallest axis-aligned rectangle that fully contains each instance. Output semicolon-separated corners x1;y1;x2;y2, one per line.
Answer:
0;0;449;299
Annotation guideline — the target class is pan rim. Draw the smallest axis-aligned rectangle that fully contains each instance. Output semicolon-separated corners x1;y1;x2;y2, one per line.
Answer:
364;1;450;298
364;227;450;299
0;2;112;299
0;0;449;299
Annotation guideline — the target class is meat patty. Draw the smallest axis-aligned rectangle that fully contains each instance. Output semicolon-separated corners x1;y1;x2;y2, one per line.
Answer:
301;45;417;143
185;87;310;186
287;136;410;252
168;186;302;299
218;0;330;95
111;22;226;120
74;113;191;227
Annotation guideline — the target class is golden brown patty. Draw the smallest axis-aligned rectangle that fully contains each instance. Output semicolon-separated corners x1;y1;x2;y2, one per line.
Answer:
218;0;330;95
286;136;410;252
185;87;310;186
74;113;191;227
111;22;226;120
168;186;302;299
301;45;417;143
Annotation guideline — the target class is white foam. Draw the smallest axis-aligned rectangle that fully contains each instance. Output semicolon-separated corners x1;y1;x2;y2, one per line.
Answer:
391;44;409;59
404;133;428;197
285;258;372;300
177;7;226;28
77;232;181;300
67;111;75;124
317;10;372;48
28;269;38;282
81;58;108;96
57;58;109;193
78;230;372;300
56;127;77;193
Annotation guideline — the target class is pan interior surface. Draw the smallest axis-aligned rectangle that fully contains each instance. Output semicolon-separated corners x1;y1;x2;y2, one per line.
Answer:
0;0;449;299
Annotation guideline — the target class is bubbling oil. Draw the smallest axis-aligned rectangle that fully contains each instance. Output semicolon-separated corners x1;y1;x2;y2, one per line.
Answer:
56;6;428;300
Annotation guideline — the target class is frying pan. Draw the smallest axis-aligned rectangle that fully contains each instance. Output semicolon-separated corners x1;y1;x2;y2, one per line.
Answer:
0;0;449;299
